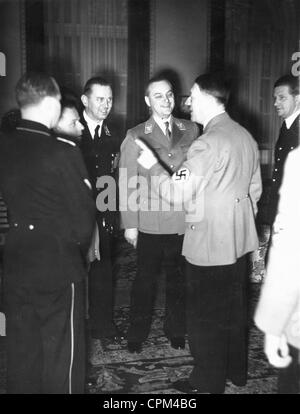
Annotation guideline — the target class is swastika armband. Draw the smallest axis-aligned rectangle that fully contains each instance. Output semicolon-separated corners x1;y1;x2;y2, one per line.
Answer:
172;167;190;182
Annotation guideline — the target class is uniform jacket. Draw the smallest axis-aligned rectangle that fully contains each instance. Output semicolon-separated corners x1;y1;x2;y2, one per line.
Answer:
255;147;300;350
119;116;199;234
79;116;120;229
257;114;299;226
150;112;262;265
0;120;95;290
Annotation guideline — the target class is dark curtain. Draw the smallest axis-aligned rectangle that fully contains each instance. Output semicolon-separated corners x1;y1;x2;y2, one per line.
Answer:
25;0;45;72
126;0;150;129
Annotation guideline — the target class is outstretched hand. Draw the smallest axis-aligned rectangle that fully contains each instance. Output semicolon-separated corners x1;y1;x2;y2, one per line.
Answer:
135;139;158;169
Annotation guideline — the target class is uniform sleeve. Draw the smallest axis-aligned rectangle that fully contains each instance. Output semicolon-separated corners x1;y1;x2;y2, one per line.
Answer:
255;150;300;337
58;147;96;253
119;130;140;229
150;138;216;206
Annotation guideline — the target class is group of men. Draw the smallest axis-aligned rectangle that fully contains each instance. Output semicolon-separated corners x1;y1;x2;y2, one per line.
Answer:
0;69;299;394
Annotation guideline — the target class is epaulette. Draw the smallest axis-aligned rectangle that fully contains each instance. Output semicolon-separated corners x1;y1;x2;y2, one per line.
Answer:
174;119;186;131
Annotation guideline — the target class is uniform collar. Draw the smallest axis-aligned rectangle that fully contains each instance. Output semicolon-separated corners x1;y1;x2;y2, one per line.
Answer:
16;119;52;136
284;109;300;130
83;110;104;138
153;114;172;135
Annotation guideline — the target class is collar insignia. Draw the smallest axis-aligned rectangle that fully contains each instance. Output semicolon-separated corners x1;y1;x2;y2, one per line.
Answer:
174;120;186;131
104;124;111;136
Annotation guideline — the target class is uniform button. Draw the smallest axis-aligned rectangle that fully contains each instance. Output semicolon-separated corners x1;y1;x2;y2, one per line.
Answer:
235;198;240;203
96;165;99;169
277;158;280;161
272;179;276;182
168;153;172;157
275;168;278;172
29;224;34;230
279;147;282;150
170;165;174;169
291;146;294;150
191;225;195;230
14;223;18;227
95;154;99;158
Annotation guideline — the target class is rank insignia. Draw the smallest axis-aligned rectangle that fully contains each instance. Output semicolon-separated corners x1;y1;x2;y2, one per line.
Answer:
145;123;153;134
104;125;111;136
174;120;186;131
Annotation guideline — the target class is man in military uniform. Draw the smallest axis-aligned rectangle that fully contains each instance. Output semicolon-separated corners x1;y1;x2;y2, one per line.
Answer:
80;77;122;342
119;75;199;353
257;74;300;231
0;72;95;393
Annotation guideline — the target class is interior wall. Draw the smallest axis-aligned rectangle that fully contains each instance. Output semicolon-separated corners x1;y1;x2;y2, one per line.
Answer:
150;0;209;97
0;0;25;119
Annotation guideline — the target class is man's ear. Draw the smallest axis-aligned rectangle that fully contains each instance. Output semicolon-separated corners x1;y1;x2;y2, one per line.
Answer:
145;96;150;107
81;94;88;108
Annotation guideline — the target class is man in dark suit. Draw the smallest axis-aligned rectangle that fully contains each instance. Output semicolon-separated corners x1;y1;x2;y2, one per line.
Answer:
257;74;300;230
119;75;199;353
80;77;122;342
0;72;95;393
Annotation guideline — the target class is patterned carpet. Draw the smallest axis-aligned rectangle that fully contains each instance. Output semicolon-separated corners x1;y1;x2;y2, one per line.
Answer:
0;230;278;394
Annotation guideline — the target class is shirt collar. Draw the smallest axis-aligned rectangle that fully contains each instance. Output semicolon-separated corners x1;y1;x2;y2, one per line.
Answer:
83;110;103;138
153;114;172;135
284;109;300;129
203;109;226;129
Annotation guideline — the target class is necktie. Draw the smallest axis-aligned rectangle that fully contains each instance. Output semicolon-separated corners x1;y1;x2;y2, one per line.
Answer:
164;121;171;140
93;125;100;143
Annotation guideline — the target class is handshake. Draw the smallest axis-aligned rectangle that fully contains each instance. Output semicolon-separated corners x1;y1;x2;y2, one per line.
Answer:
135;138;158;169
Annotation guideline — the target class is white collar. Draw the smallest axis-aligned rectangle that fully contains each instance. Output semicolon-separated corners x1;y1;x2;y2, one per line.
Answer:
284;109;300;129
83;110;103;138
203;109;226;129
153;114;172;135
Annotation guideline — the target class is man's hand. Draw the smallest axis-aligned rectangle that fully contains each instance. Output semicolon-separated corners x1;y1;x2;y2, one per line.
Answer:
124;228;138;248
264;333;292;368
135;139;158;169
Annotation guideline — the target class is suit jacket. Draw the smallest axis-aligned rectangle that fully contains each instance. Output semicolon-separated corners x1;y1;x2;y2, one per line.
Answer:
150;112;262;265
0;120;95;290
79;116;120;229
255;147;300;350
119;115;199;234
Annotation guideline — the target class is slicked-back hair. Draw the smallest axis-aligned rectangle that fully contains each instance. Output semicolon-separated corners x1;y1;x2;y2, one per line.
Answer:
274;74;299;96
194;73;230;106
145;75;173;97
83;76;112;96
15;72;60;108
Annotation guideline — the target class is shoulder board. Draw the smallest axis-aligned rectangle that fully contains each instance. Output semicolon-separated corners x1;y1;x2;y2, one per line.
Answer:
56;137;76;147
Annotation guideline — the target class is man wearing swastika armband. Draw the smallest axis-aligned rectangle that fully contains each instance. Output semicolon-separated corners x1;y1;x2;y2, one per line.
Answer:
136;73;262;394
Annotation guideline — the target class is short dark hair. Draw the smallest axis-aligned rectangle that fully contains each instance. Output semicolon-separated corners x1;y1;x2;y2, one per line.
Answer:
274;74;299;96
145;75;173;96
15;72;60;108
194;73;230;106
83;76;111;96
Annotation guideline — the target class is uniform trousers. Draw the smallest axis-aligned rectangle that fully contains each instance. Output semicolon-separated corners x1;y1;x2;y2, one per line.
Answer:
127;232;185;342
278;344;300;394
88;222;116;337
5;280;85;394
186;255;248;393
